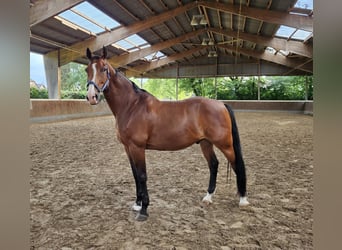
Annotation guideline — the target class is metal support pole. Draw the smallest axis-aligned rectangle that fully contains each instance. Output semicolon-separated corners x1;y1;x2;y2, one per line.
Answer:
215;57;218;99
57;49;61;99
257;61;261;101
176;64;179;100
215;77;217;99
305;75;308;100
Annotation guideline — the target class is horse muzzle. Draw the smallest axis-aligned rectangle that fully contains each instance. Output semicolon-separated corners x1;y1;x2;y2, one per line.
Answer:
86;81;100;105
86;92;99;105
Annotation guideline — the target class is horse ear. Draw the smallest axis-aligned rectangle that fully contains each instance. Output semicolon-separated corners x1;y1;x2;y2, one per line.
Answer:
86;48;92;60
102;46;107;59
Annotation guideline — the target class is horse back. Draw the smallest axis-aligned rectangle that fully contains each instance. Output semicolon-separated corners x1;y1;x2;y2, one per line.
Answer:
142;97;231;150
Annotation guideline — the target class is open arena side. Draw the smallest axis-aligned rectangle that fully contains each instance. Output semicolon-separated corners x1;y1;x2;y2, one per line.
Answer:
30;101;313;249
30;99;313;123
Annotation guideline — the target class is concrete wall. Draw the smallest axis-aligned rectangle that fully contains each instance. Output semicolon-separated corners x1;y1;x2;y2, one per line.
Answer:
30;99;313;123
30;99;112;123
221;100;313;114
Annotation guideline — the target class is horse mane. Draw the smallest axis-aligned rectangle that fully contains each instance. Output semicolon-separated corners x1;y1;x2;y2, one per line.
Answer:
130;80;149;94
112;67;154;98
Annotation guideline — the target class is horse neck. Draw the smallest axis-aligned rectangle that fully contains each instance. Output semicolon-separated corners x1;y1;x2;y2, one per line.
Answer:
103;67;140;117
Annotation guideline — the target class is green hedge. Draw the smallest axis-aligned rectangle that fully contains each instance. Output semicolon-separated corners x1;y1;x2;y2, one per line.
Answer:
61;90;87;99
30;87;48;99
30;88;88;99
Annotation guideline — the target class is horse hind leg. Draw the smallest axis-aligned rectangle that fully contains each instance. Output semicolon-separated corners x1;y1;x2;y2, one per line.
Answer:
217;143;249;207
200;140;219;205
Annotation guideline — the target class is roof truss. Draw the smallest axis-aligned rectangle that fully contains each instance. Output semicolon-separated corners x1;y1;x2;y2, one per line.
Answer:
30;0;313;77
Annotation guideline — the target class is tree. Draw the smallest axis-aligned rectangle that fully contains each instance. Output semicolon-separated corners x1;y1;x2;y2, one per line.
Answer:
260;76;312;100
141;78;192;100
60;62;87;99
178;78;216;98
61;62;87;91
57;61;313;101
30;87;48;99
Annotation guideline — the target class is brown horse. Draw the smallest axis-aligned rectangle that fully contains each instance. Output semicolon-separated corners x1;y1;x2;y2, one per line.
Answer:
85;47;249;221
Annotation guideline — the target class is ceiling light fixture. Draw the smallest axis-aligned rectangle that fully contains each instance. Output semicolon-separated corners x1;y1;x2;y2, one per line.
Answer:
208;50;218;57
190;15;207;26
201;38;215;46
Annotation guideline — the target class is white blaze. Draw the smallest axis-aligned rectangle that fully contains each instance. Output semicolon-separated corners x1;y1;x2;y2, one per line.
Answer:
87;63;98;103
91;63;97;83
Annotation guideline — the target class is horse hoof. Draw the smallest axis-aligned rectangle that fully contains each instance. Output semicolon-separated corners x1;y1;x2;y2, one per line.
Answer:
202;192;213;206
202;199;212;206
132;203;142;212
239;197;250;207
135;213;148;221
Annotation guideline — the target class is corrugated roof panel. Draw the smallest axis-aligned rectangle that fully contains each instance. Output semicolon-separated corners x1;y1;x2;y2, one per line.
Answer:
249;0;271;9
151;23;176;41
220;12;233;30
244;18;263;34
137;30;163;45
30;0;312;77
270;0;297;11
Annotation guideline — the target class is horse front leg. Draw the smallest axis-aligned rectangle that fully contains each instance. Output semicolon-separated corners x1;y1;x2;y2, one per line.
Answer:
125;147;142;212
126;145;149;221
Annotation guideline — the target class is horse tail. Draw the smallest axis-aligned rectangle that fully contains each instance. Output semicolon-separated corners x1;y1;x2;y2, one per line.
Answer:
225;104;247;197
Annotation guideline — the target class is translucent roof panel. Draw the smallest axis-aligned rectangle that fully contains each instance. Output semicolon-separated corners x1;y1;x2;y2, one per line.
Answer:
265;47;276;54
294;0;313;10
145;51;166;61
128;34;149;46
74;2;121;30
58;10;104;34
113;35;149;52
115;40;134;50
57;1;121;34
275;25;296;39
291;29;312;41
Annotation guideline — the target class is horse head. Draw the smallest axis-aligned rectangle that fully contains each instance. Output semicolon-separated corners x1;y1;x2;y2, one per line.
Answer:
85;46;110;105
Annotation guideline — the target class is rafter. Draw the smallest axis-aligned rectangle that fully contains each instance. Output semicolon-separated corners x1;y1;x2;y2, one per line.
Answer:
50;1;197;66
126;46;205;76
210;28;312;58
217;44;312;73
108;29;206;67
283;59;313;75
30;0;313;77
199;1;313;31
30;0;84;27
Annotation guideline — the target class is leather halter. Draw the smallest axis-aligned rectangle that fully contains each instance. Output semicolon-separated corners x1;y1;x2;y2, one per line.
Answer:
86;67;111;93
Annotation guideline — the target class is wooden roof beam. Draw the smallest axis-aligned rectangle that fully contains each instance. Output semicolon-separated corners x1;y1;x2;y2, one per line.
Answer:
217;44;312;73
283;59;313;75
126;46;205;77
108;29;206;67
50;1;197;66
30;0;84;27
199;1;313;32
210;27;312;58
